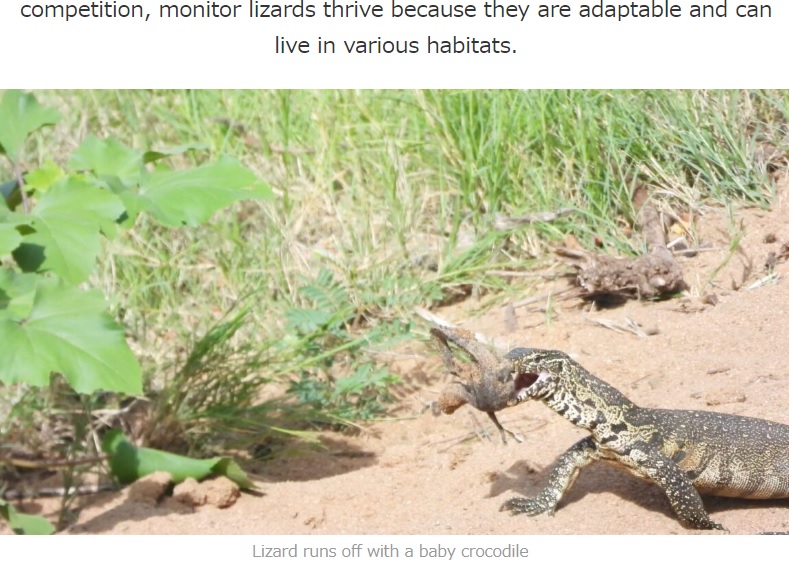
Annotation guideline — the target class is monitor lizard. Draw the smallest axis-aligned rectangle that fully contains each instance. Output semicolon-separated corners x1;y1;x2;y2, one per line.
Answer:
430;326;789;530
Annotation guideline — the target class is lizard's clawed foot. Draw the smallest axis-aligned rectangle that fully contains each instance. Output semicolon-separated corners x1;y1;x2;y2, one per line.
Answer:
499;496;555;517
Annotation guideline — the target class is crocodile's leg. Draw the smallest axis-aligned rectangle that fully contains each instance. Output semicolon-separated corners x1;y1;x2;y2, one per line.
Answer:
501;436;597;516
486;411;524;445
620;446;725;531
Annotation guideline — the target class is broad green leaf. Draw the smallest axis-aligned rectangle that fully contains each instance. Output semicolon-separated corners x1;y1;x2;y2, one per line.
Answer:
138;158;272;227
0;222;22;256
0;91;60;161
112;188;153;228
0;269;38;320
0;275;142;394
102;429;255;490
24;160;65;194
12;177;125;284
142;142;209;164
69;135;144;185
0;499;55;535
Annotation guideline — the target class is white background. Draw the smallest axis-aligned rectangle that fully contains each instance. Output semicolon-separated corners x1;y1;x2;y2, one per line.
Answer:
1;0;783;87
2;534;787;568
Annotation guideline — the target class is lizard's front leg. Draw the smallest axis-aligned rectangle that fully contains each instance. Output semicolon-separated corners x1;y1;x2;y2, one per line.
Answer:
623;446;725;531
501;436;597;516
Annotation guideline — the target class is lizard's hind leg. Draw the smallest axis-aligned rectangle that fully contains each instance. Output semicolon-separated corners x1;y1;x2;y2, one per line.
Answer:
624;446;724;530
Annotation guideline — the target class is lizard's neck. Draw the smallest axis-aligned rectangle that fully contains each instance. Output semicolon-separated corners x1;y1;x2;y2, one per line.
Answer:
537;360;636;431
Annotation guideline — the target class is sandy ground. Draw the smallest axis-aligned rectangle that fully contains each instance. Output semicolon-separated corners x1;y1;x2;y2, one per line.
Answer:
6;200;789;535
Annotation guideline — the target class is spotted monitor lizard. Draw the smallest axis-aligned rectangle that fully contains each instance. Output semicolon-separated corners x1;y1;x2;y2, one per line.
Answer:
430;326;789;530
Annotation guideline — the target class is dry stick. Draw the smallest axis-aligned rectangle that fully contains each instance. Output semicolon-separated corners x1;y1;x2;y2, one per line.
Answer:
1;455;108;470
673;246;719;257
12;161;29;213
585;316;651;338
2;483;116;500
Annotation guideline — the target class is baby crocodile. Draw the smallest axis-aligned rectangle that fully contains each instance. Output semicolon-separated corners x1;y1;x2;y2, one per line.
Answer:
501;348;789;530
430;326;527;444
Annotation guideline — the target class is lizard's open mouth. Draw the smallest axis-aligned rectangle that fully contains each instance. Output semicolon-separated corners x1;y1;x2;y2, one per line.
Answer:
513;371;540;392
509;370;551;405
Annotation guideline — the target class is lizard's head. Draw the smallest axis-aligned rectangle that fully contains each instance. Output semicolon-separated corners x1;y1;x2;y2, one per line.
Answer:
504;348;570;405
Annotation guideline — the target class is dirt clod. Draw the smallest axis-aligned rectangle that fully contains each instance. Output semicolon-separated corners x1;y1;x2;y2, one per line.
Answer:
203;477;240;509
127;472;172;506
172;477;239;509
173;478;207;507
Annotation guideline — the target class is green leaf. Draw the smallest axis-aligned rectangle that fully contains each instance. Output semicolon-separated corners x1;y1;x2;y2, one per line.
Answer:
142;142;209;164
102;429;255;490
12;177;125;284
138;158;272;227
0;499;55;535
24;160;65;194
0;272;142;394
0;91;60;161
69;135;144;185
334;363;391;396
285;308;334;333
0;269;37;319
0;222;22;256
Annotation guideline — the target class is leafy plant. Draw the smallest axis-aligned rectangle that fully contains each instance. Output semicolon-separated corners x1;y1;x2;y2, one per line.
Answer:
0;90;271;533
283;268;406;423
142;309;276;454
0;498;55;535
0;90;271;394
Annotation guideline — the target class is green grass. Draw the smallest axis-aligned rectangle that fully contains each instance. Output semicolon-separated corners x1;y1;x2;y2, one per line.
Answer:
2;90;788;460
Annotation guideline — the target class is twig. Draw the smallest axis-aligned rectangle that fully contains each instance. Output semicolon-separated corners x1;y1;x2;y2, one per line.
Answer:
12;161;28;213
414;307;456;328
745;272;779;290
673;246;719;257
1;455;108;470
2;483;116;500
485;270;566;278
585;316;653;338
